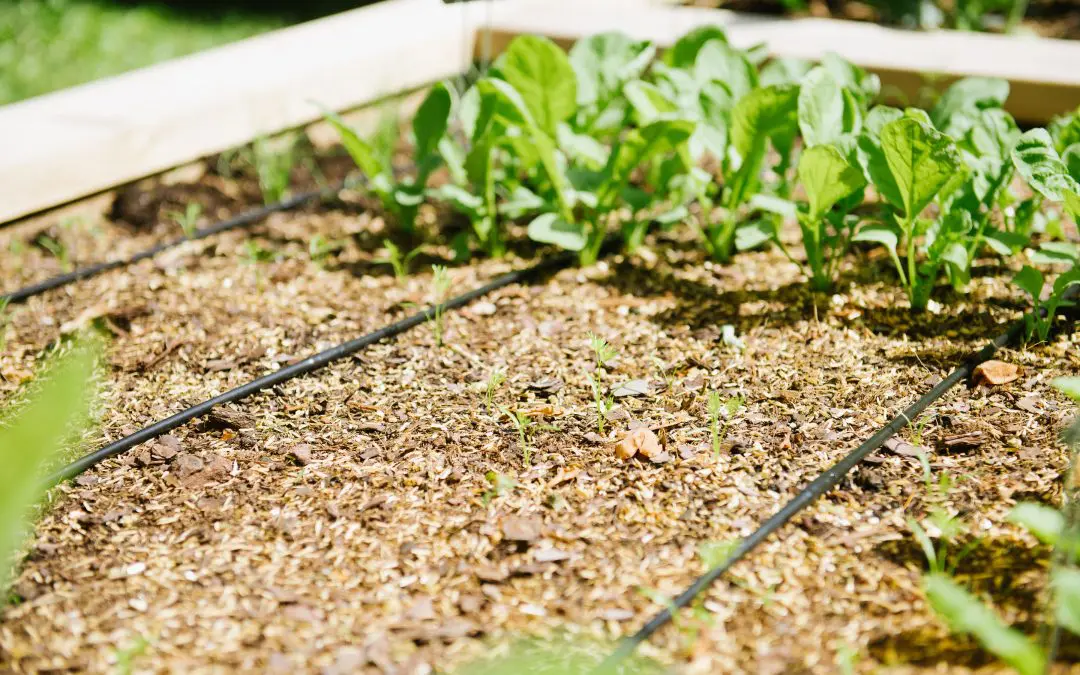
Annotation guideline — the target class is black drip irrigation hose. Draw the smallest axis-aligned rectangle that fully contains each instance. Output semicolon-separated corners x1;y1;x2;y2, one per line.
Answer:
594;313;1053;673
41;251;575;490
2;187;333;305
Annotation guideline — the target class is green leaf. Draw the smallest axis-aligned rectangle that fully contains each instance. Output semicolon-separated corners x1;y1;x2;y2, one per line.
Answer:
499;35;577;138
941;242;970;274
735;220;775;251
798;67;846;148
569;32;655;109
1053;568;1080;637
623;80;679;125
557;123;609;168
749;194;797;220
931;77;1009;136
527;213;586;251
821;52;880;105
759;57;812;87
693;41;756;102
877;117;961;218
2;342;98;594
731;84;799;160
1008;502;1064;545
853;223;898;248
798;145;866;221
1053;377;1080;403
430;184;484;215
1012;265;1044;301
664;25;729;68
600;119;696;210
1012;128;1080;203
323;109;387;182
924;574;1045;675
499;185;546;219
412;82;452;160
863;106;904;135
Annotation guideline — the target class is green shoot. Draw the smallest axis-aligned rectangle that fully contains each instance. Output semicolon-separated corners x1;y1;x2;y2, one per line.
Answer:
377;239;424;281
308;234;344;270
500;406;535;466
2;339;98;596
252;135;294;205
484;367;506;409
168;202;202;239
36;234;71;272
240;240;277;291
111;634;151;675
482;470;517;506
586;333;617;435
707;391;744;458
430;265;451;348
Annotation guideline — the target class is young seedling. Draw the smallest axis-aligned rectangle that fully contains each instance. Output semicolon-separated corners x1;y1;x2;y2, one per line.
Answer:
308;234;344;270
240;240;277;290
377;239;424;281
430;265;451;348
484;367;506;409
707;391;744;458
586;333;617;435
36;234;71;272
168;202;203;239
252;136;295;205
325;83;452;235
500;406;536;466
1013;264;1080;343
482;470;517;506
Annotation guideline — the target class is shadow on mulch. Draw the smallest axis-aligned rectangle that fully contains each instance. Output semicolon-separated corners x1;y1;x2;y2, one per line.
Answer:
869;533;1074;666
595;259;814;333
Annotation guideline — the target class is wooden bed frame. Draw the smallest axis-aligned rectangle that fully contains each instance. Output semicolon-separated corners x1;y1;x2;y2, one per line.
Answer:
2;0;1078;224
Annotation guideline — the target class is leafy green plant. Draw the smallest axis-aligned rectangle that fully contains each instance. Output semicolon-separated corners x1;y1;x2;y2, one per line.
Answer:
586;332;617;435
168;202;203;239
707;390;743;458
2;340;97;597
854;114;965;311
326;83;452;235
430;265;451;348
252;135;295;205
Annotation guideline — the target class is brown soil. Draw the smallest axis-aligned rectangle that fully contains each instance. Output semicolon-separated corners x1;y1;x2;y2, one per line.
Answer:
1;166;1079;674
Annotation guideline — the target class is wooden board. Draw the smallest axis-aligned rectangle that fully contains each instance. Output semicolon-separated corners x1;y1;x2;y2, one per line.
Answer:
480;0;1080;124
0;0;490;225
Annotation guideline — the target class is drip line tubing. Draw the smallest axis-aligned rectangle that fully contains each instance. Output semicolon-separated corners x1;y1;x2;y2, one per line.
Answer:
41;250;574;490
595;305;1076;672
3;186;333;305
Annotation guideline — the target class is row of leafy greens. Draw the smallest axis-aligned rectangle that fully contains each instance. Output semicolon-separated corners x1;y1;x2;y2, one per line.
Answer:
325;27;1080;319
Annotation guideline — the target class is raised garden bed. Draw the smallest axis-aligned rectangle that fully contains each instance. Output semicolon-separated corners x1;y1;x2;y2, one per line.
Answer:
4;0;1080;673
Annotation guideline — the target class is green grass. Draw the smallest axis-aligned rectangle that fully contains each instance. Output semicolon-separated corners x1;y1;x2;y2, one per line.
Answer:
0;1;362;105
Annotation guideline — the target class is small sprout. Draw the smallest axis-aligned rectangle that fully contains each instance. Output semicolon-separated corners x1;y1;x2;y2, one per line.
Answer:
308;234;344;269
707;391;744;458
482;470;517;506
378;239;424;281
484;367;506;408
698;539;738;570
240;240;277;291
112;634;151;675
586;332;617;435
36;234;71;272
253;135;295;205
168;202;203;239
500;406;535;466
430;265;451;348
